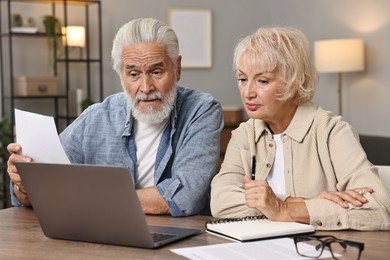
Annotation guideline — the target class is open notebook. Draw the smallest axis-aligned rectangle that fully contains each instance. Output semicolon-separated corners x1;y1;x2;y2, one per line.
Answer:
206;216;314;242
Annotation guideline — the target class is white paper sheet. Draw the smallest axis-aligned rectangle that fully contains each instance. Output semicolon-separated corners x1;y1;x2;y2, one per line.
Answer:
15;109;70;164
171;238;333;260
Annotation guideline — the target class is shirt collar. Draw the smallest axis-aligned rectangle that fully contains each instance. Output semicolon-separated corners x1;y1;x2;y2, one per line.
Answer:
253;101;316;143
284;101;316;142
119;93;132;137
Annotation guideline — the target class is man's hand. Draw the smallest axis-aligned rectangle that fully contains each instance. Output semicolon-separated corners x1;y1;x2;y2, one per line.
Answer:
7;143;32;205
136;187;170;215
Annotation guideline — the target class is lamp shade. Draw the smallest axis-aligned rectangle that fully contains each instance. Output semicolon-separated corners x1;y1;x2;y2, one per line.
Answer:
62;26;86;48
314;39;364;73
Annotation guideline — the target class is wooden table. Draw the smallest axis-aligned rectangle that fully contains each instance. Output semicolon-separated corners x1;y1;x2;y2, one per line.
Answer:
0;207;389;259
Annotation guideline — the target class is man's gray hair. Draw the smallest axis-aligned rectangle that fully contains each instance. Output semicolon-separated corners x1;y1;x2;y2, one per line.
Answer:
111;18;180;76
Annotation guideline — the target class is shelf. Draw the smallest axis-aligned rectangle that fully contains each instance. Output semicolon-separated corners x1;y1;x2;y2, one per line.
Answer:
57;115;77;119
1;0;100;5
0;0;103;211
56;58;102;63
7;32;62;37
12;95;67;99
1;0;103;123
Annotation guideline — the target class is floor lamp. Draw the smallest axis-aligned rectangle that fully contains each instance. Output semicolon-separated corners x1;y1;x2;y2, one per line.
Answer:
314;39;364;116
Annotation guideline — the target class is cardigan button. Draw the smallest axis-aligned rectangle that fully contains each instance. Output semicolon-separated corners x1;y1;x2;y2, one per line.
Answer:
268;143;274;148
266;163;272;168
316;220;323;226
337;221;342;227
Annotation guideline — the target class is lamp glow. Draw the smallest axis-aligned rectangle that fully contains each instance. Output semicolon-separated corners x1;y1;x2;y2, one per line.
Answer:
62;26;85;48
314;38;365;115
315;39;364;73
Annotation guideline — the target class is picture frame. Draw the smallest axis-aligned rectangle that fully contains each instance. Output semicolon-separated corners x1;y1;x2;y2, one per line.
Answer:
167;8;212;68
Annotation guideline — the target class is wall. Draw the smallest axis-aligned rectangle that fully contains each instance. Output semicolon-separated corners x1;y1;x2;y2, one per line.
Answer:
2;0;390;136
102;0;390;137
264;0;390;137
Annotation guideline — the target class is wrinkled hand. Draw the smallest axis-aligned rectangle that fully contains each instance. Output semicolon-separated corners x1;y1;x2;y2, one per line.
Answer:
314;187;374;208
7;143;32;193
243;176;290;221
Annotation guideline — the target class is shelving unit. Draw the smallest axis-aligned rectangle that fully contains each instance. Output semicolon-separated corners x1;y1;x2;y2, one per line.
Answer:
0;0;103;129
0;0;103;208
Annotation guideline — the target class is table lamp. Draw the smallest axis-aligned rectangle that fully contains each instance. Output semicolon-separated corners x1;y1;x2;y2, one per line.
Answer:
62;26;86;57
314;38;364;115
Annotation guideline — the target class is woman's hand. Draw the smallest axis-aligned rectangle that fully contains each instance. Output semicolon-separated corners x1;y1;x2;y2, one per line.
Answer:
242;175;373;222
314;188;374;208
243;176;304;222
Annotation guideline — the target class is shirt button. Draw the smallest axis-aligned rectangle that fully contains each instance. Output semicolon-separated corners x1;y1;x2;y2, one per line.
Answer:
266;163;272;168
316;220;323;226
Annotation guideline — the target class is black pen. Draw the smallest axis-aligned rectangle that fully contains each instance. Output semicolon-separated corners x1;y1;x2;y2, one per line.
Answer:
251;155;256;180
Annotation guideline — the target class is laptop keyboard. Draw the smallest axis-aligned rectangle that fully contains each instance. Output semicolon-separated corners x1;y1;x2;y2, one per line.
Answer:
151;232;177;242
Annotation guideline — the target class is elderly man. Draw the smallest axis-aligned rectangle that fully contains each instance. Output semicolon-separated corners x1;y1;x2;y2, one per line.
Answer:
7;18;223;217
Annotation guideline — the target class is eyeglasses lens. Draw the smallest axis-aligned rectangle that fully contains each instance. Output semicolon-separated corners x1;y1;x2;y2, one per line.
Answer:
296;238;323;258
329;241;360;260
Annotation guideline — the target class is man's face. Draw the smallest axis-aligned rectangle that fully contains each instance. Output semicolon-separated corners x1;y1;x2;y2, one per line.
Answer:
120;42;180;121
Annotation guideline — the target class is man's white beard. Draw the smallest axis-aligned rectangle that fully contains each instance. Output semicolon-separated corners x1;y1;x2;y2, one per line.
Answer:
126;84;176;124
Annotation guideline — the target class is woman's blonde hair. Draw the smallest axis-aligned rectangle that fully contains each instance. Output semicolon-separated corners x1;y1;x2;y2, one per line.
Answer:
233;26;318;103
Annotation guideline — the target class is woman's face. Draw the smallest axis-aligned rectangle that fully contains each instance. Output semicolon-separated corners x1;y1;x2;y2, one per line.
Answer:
236;53;297;130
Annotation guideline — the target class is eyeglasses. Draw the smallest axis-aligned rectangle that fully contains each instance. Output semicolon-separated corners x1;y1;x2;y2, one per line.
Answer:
293;235;364;260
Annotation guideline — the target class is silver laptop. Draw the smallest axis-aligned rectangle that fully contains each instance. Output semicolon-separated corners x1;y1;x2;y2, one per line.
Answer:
16;162;200;248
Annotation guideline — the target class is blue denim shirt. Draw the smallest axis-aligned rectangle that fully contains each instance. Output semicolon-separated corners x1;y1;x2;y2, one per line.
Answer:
12;86;223;216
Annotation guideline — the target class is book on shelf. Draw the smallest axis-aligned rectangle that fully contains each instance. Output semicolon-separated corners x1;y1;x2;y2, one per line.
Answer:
205;216;315;242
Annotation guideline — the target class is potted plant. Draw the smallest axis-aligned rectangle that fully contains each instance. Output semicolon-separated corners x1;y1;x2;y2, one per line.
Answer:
81;98;95;111
42;15;62;72
0;118;13;208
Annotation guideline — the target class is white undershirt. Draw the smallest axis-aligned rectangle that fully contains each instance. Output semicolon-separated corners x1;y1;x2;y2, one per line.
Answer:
267;134;286;195
133;118;168;188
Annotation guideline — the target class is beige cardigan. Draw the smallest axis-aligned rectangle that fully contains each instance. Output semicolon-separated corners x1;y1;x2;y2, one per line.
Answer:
211;102;390;230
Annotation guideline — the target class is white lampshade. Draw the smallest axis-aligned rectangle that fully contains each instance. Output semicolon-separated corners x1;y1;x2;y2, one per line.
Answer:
62;26;85;48
314;39;364;73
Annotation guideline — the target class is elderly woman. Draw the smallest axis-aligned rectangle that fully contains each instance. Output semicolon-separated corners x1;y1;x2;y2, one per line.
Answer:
210;26;390;230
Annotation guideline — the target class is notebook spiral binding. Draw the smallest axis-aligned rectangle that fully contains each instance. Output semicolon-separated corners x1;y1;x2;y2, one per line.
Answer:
206;215;267;226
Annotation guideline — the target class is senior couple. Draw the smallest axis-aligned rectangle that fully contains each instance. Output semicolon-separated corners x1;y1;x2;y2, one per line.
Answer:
7;18;390;230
